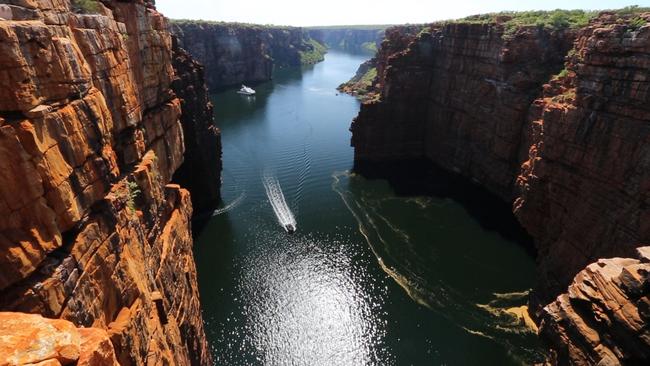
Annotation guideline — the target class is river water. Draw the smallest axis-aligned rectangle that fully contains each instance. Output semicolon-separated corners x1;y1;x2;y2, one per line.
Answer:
195;50;543;365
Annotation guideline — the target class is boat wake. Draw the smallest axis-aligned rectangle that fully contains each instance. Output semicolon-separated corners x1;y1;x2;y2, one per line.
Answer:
331;170;544;363
211;191;247;217
262;170;297;233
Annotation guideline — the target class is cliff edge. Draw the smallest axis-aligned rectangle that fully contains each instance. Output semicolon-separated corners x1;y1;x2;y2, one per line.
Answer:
0;0;219;364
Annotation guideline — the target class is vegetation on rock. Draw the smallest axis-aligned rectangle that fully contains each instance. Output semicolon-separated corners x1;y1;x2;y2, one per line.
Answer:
71;0;99;14
455;7;650;37
299;39;327;64
338;63;378;102
126;181;141;213
171;19;300;31
361;41;378;53
462;10;596;31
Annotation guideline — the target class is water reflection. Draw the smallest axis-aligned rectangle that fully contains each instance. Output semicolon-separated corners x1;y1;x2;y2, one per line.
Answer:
238;229;391;365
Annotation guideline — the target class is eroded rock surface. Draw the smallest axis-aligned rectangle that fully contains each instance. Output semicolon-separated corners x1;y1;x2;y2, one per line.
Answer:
0;312;119;366
514;12;650;304
351;22;574;200
0;1;215;364
540;247;650;365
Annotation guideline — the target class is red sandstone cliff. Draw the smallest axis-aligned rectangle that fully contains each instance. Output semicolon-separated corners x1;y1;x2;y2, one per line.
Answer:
540;246;650;365
0;0;216;364
351;22;574;200
514;12;650;304
0;312;120;365
350;12;650;364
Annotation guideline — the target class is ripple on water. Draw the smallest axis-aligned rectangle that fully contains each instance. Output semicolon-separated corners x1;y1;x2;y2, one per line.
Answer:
212;225;393;365
332;171;545;363
200;50;543;365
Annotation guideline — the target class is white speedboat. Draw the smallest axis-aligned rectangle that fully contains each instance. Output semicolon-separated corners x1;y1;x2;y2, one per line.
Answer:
284;223;296;234
237;85;256;95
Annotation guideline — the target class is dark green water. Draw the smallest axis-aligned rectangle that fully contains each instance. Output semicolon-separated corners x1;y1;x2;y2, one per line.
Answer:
195;50;543;365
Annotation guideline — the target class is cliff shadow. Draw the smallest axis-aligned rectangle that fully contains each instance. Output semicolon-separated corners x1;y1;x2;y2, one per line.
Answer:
191;199;224;237
353;158;536;257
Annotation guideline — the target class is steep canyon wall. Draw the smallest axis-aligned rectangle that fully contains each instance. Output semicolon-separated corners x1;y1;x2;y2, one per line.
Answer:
350;13;650;365
171;21;326;90
0;0;219;364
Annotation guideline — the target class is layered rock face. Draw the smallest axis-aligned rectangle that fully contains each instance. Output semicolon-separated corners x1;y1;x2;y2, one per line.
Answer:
350;13;649;364
514;13;650;303
540;247;650;365
351;22;574;200
0;0;215;364
307;26;385;53
172;22;326;90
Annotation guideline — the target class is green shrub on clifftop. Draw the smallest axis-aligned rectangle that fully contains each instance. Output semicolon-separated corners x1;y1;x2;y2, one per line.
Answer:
629;17;648;30
458;9;597;39
457;7;650;38
615;5;650;16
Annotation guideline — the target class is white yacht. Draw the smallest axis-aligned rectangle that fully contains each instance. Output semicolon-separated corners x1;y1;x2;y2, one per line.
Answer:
237;85;256;95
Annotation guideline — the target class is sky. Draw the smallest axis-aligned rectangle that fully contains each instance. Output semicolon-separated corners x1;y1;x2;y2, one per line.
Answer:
156;0;650;26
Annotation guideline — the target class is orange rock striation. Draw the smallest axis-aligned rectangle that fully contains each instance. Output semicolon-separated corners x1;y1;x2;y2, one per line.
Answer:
0;0;215;364
350;13;650;364
0;312;119;366
540;246;650;365
514;12;650;305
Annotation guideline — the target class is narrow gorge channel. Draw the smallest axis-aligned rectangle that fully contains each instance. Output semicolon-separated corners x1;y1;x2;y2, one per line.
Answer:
1;1;647;364
195;50;542;365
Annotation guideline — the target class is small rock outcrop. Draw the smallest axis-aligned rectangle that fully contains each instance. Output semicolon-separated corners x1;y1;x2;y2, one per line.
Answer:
0;312;119;366
339;25;424;101
171;21;326;90
337;59;379;101
540;247;650;365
